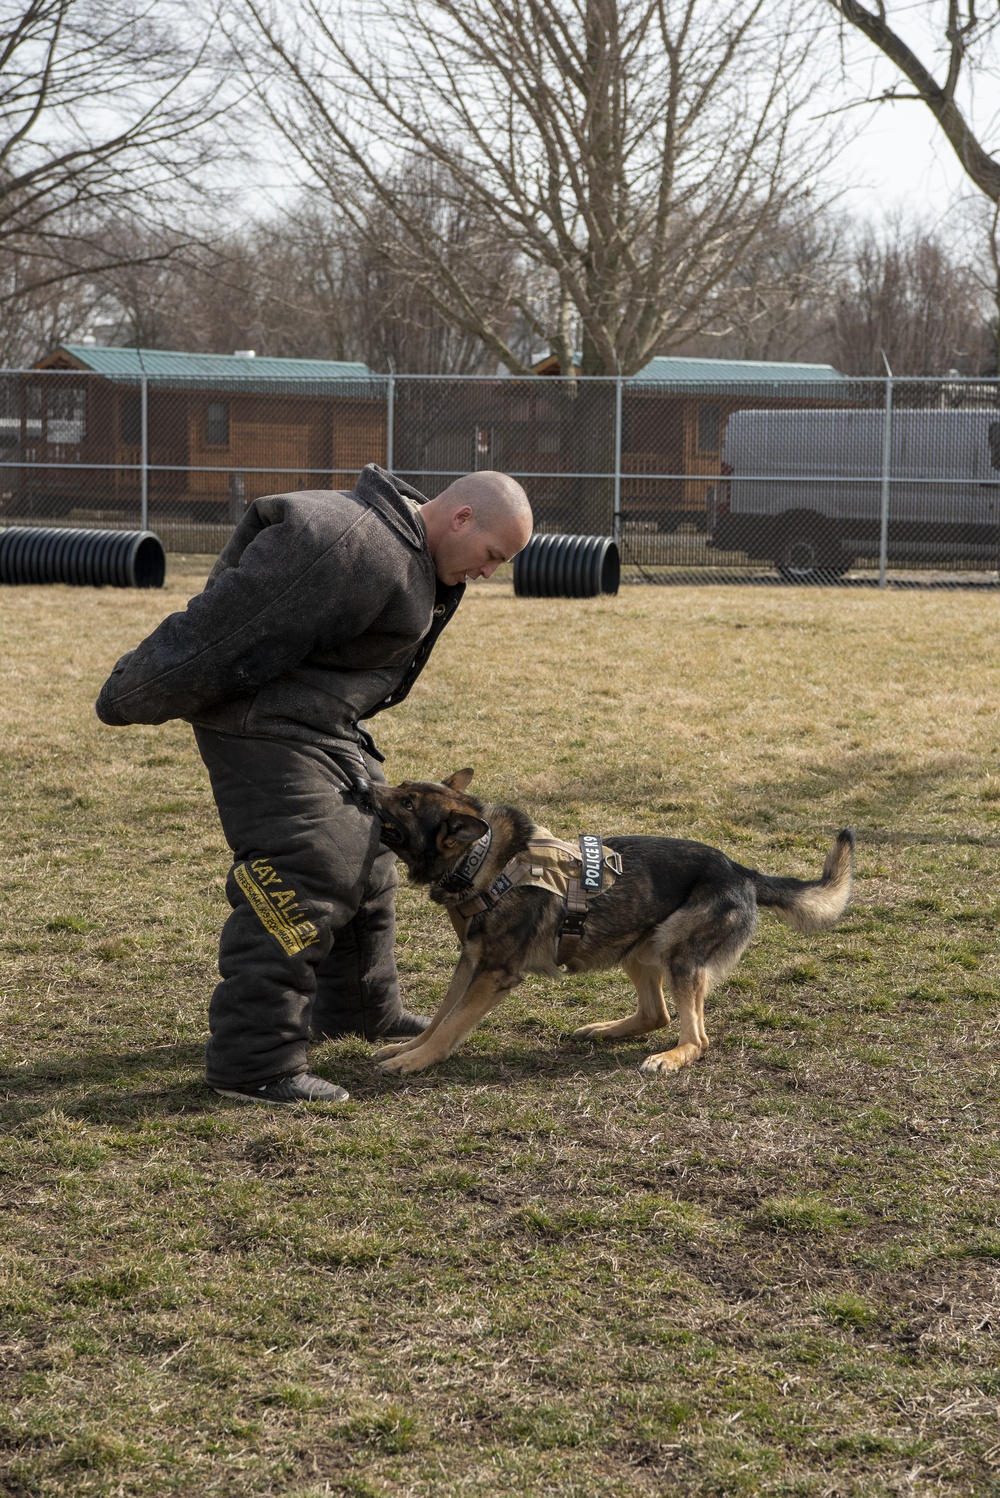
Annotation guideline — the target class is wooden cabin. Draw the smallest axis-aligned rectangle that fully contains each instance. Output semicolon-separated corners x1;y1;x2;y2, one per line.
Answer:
11;347;848;537
24;347;385;520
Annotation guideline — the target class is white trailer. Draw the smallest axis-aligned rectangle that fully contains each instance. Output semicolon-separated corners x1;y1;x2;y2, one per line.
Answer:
709;408;1000;577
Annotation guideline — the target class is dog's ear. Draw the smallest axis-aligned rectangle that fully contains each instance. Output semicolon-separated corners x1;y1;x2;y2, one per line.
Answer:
443;768;474;793
437;813;489;856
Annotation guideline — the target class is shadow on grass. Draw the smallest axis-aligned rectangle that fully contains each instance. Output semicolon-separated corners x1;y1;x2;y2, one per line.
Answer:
316;1028;659;1099
747;754;1000;846
1;1042;212;1125
0;1027;655;1125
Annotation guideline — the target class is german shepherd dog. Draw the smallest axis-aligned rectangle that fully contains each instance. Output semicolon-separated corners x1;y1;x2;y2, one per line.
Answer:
370;770;854;1078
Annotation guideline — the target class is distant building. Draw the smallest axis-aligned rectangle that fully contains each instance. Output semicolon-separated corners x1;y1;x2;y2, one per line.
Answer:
11;346;847;535
26;347;383;519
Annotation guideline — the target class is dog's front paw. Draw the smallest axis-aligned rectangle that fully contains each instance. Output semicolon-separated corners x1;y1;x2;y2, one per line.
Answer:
639;1043;702;1075
372;1041;410;1060
574;1017;662;1041
377;1049;431;1076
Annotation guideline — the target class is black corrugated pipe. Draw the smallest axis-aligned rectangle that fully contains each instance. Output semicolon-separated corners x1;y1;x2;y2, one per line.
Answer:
513;533;620;598
0;528;166;588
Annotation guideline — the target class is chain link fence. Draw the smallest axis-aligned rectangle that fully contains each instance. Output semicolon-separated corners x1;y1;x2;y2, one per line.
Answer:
1;367;998;584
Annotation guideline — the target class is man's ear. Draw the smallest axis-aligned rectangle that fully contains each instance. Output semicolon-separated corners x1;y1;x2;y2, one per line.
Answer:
443;768;474;792
437;813;489;855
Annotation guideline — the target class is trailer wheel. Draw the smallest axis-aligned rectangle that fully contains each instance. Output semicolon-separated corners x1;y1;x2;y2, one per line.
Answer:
774;513;853;583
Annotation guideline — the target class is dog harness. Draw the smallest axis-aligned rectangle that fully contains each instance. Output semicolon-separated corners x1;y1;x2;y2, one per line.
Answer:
449;826;622;966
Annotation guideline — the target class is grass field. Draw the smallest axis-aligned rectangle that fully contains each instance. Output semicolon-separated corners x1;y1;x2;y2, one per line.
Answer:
1;559;999;1497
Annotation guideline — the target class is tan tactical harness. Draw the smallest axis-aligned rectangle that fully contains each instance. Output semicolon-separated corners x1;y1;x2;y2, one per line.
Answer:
452;826;622;966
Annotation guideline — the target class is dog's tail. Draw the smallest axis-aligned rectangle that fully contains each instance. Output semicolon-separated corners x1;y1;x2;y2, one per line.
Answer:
749;829;854;933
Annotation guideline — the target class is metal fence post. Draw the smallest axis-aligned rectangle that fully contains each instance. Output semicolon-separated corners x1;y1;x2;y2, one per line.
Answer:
140;374;149;532
613;374;623;545
386;373;395;474
878;356;893;589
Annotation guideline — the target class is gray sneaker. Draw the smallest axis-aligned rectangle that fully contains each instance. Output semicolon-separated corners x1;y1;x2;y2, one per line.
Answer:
376;1010;431;1039
212;1072;349;1105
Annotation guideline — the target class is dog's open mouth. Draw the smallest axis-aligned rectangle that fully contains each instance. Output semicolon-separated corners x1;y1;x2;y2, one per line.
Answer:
379;819;405;847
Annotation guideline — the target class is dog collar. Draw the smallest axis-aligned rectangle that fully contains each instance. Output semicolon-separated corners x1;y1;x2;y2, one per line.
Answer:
437;827;493;894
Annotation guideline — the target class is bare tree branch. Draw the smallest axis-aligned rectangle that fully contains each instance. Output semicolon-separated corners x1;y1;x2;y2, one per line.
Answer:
830;217;994;372
0;0;239;307
827;0;1000;202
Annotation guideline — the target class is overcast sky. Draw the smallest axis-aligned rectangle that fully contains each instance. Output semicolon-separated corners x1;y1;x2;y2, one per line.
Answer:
808;5;998;232
822;98;979;230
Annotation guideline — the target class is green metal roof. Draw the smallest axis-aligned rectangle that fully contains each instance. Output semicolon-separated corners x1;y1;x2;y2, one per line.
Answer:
41;346;381;395
42;346;847;395
629;356;845;386
57;346;375;380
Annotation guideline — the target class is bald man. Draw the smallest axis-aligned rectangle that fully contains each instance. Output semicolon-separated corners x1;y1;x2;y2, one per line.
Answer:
95;463;532;1103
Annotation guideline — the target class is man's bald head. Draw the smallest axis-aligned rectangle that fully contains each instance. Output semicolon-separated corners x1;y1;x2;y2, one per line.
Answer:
436;471;533;532
420;470;533;585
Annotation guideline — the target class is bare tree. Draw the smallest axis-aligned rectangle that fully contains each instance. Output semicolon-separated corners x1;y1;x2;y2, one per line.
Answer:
826;1;1000;202
825;4;1000;369
694;205;846;362
0;0;233;314
984;199;1000;369
230;0;833;376
830;220;993;374
952;192;1000;373
82;202;516;371
0;251;99;362
325;168;529;372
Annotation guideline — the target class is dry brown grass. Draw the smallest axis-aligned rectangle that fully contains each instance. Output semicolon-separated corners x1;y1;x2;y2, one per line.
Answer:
1;557;999;1497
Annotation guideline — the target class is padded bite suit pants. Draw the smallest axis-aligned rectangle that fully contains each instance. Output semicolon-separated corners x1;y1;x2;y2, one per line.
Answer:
195;728;402;1087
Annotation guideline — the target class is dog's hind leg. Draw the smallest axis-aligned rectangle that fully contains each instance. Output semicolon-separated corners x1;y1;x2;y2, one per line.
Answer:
573;957;670;1040
639;960;709;1075
373;950;475;1061
639;894;754;1076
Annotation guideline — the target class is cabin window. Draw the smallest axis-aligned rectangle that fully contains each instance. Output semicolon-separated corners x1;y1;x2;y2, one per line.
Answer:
121;393;142;446
48;386;86;445
0;378;16;448
989;422;1000;471
206;400;230;447
474;425;492;469
697;404;720;453
620;405;633;452
24;383;43;443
